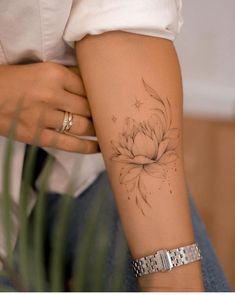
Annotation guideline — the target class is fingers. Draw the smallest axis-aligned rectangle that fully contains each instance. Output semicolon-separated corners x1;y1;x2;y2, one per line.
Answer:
15;116;99;154
62;66;86;97
69;114;96;136
67;66;81;77
43;109;95;137
39;129;99;154
55;90;91;117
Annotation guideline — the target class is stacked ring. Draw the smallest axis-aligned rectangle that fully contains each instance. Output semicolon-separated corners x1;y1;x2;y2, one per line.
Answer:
57;111;74;133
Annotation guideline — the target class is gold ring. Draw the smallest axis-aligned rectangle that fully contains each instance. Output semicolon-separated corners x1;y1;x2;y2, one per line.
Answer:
57;111;74;133
65;112;73;132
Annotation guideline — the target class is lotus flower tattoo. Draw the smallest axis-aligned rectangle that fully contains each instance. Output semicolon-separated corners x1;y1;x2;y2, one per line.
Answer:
111;79;180;214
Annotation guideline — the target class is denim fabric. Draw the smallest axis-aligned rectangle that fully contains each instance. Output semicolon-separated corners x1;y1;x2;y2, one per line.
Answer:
189;195;231;292
43;171;232;291
0;171;232;291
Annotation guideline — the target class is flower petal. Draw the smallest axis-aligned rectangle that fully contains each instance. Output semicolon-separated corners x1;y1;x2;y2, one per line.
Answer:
144;163;165;178
129;155;156;165
156;139;169;160
148;113;164;143
132;132;146;155
120;165;142;184
112;154;155;165
119;133;127;148
158;151;178;164
111;142;121;156
132;132;156;159
164;128;180;150
118;146;133;157
111;154;132;163
127;137;134;151
138;176;151;206
124;117;138;139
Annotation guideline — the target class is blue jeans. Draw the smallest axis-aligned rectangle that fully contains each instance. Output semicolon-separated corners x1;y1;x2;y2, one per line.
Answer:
0;171;232;291
41;171;232;291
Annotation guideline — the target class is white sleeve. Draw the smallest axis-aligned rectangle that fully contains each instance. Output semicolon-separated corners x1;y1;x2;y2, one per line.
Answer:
64;0;183;45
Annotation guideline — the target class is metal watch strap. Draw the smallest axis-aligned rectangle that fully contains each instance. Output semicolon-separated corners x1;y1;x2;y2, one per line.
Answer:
132;243;202;277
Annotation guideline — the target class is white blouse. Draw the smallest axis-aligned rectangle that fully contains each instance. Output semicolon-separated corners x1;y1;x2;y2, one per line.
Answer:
0;0;183;263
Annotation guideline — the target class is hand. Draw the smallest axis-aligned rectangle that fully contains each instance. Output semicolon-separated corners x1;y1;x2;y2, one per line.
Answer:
0;62;98;153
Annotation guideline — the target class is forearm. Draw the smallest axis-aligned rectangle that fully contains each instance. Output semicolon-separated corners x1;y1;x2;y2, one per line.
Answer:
75;31;203;291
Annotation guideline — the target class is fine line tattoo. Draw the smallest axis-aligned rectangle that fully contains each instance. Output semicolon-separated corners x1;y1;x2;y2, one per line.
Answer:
110;78;180;215
132;97;143;111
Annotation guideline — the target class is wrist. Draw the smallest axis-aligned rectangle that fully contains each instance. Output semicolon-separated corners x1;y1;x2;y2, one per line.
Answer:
138;260;204;292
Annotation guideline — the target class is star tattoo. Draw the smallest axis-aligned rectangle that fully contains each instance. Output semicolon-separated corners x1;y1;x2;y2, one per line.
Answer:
132;97;143;111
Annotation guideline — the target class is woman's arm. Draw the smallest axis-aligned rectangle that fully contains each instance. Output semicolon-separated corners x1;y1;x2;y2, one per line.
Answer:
75;31;204;291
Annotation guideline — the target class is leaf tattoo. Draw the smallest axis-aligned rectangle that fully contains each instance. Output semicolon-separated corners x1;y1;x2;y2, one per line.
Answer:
111;79;180;215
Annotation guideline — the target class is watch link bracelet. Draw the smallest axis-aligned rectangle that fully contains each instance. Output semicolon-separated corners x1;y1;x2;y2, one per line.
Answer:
132;242;202;277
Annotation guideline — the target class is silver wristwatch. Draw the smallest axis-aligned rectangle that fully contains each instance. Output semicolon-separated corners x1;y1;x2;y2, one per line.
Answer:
132;243;202;277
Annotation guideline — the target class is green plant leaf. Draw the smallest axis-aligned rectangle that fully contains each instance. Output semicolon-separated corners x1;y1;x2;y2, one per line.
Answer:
18;145;38;289
49;193;73;292
72;189;108;292
2;131;14;266
33;155;54;291
89;200;111;291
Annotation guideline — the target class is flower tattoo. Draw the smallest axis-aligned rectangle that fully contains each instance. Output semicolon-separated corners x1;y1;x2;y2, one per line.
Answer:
110;79;180;215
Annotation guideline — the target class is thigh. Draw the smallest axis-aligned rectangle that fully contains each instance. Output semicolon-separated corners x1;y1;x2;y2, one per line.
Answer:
32;171;232;291
189;196;231;291
40;171;138;291
0;275;16;291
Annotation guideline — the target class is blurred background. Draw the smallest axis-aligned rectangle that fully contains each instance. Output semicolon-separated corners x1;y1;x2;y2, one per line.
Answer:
175;0;235;289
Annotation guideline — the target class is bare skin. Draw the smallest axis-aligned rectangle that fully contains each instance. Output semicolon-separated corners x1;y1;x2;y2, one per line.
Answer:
75;31;204;291
0;62;98;153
